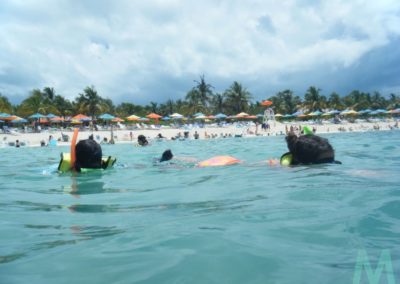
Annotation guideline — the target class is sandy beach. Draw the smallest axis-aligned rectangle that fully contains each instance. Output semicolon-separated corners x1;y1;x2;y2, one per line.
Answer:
1;119;398;148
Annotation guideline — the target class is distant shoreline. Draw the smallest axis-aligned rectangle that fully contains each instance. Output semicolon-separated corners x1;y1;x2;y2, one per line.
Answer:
1;120;398;148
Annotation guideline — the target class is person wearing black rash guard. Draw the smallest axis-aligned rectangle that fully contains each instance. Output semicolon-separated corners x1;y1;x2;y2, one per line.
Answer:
74;139;103;172
280;131;341;166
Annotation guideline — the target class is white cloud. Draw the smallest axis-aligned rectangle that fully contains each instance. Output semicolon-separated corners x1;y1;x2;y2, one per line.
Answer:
0;0;400;103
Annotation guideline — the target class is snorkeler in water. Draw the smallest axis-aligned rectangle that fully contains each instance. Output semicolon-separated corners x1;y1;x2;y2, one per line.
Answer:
280;130;341;166
137;135;149;146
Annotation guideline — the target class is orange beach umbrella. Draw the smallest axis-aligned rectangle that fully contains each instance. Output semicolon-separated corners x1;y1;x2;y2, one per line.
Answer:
111;117;124;122
261;100;273;106
146;113;162;119
72;114;91;120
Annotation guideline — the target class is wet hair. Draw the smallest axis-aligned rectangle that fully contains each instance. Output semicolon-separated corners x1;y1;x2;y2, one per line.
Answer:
285;133;336;165
160;149;173;162
138;135;148;146
75;139;102;171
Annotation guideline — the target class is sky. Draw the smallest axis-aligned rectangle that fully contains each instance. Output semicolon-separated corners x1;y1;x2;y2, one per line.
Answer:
1;0;400;105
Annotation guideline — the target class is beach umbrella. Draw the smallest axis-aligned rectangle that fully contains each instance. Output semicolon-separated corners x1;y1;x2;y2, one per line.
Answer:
162;116;171;121
146;113;162;123
194;115;207;119
139;117;149;122
292;111;304;116
50;116;64;122
246;115;257;119
261;100;273;106
46;113;57;118
0;112;11;118
274;113;283;117
146;113;162;119
236;112;249;117
343;110;358;115
170;113;183;119
73;114;91;121
126;114;140;121
11;117;28;123
310;110;323;116
29;113;45;119
283;114;294;118
358;109;371;114
193;112;205;117
111;117;124;122
297;114;308;118
99;113;115;120
215;113;227;119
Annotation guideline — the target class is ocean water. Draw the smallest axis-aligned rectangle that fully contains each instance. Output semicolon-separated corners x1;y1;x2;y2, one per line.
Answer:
1;131;400;284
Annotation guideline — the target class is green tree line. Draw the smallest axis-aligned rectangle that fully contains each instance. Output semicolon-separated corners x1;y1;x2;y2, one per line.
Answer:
1;77;399;118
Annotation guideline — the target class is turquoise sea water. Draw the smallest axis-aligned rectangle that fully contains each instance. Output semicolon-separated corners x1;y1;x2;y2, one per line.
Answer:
1;131;400;284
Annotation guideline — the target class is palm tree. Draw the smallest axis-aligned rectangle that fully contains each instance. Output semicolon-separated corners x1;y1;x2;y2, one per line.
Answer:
193;75;214;107
42;87;56;102
0;94;13;113
304;86;325;111
224;81;252;113
210;93;225;113
388;93;400;109
149;101;158;113
328;92;344;110
76;86;104;117
185;89;205;113
53;95;73;116
18;89;50;116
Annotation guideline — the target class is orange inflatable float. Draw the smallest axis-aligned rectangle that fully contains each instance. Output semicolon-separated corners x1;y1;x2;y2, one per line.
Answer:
198;156;241;167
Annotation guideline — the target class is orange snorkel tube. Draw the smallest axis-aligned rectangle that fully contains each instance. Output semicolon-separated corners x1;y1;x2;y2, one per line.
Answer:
70;128;79;171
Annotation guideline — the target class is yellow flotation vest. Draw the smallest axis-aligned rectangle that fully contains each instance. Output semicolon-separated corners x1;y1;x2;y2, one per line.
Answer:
280;152;293;166
58;153;117;173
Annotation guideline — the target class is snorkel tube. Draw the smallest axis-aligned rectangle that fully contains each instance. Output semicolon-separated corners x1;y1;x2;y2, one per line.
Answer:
70;128;79;171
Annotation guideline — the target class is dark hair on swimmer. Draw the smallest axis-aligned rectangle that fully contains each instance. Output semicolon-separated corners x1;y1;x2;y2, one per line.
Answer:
138;135;148;146
285;133;336;164
160;149;173;162
75;139;102;171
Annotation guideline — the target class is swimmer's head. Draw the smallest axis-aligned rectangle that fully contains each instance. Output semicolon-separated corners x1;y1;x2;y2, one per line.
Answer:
138;135;148;146
285;133;337;164
75;139;102;171
160;149;173;162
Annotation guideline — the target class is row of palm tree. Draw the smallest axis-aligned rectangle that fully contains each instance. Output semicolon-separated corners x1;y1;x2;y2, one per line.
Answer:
1;76;399;118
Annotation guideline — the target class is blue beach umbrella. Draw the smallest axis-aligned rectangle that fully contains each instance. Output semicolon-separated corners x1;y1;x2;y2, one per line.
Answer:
193;112;205;117
292;111;304;116
358;109;371;114
29;113;45;119
99;113;115;120
12;118;28;123
0;112;11;118
46;113;57;118
162;116;171;121
215;113;227;119
284;114;294;118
